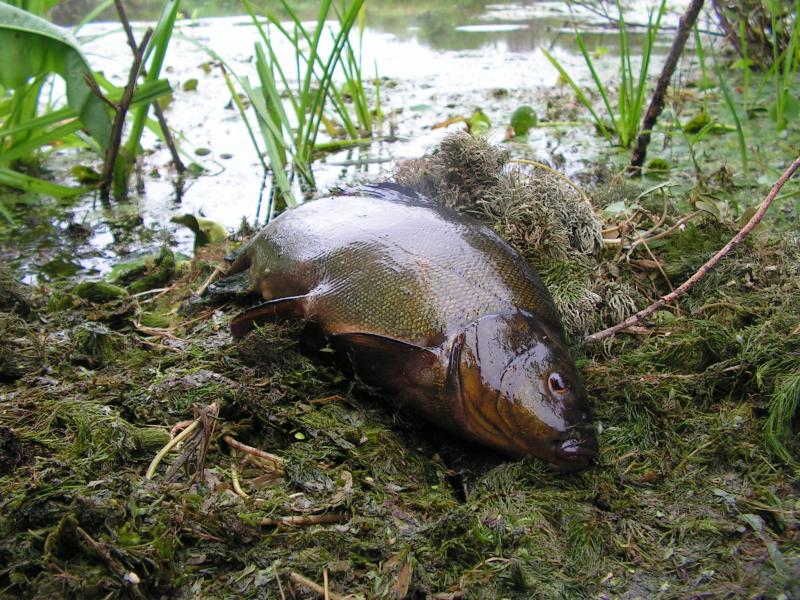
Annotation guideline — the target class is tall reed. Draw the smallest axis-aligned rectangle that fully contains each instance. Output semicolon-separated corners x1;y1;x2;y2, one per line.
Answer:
542;0;666;148
238;0;370;208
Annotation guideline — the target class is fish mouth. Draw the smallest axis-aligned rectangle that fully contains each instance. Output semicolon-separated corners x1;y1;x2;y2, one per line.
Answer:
551;435;599;472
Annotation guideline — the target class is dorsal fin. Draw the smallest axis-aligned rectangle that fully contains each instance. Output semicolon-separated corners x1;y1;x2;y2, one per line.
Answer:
357;182;434;205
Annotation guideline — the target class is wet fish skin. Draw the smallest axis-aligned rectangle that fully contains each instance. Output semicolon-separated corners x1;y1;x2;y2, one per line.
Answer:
228;183;598;471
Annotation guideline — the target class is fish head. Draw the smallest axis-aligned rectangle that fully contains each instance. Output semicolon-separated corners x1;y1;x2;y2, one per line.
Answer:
448;311;598;471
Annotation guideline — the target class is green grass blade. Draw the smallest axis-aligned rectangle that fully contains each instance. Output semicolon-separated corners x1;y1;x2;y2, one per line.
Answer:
0;122;81;164
574;33;618;136
303;0;365;150
712;48;748;173
0;197;14;224
218;66;266;171
764;372;800;465
242;2;301;128
0;79;170;162
72;0;114;34
541;46;612;141
0;166;86;197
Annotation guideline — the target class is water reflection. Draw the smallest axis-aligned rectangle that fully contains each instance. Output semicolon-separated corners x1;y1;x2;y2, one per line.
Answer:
52;0;669;55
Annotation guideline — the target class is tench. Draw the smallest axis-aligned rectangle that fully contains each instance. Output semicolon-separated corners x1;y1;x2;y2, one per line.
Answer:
227;183;598;471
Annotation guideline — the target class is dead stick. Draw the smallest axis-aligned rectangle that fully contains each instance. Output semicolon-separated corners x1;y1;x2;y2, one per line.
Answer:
586;155;800;343
628;0;705;172
289;572;349;600
196;264;225;296
259;513;349;527
222;434;285;467
114;0;186;173
274;563;287;600
100;28;152;202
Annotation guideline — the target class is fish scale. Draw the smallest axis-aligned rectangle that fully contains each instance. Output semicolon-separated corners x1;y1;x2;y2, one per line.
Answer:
242;186;561;345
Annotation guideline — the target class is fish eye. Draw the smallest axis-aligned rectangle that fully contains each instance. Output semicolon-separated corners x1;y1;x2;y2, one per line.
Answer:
548;372;569;394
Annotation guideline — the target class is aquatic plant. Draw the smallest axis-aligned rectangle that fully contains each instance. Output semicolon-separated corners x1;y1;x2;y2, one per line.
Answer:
766;0;800;131
712;47;749;173
0;2;176;207
0;2;111;211
234;0;372;208
541;0;666;148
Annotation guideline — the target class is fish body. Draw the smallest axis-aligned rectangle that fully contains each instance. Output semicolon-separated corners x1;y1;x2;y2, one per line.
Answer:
228;183;598;471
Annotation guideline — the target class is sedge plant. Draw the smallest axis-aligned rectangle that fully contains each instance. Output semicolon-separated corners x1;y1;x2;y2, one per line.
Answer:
541;0;666;148
238;0;372;208
766;0;800;131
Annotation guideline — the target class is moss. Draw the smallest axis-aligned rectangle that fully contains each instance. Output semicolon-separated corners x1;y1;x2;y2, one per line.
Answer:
73;321;119;367
0;264;32;315
72;281;128;303
127;246;177;294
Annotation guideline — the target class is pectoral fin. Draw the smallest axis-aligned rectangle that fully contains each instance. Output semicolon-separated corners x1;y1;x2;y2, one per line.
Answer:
330;332;441;397
230;294;309;338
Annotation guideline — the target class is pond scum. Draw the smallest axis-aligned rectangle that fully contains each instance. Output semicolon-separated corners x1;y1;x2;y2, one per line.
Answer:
1;133;798;598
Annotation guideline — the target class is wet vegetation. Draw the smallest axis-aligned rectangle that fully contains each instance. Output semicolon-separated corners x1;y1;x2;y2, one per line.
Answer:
1;0;800;598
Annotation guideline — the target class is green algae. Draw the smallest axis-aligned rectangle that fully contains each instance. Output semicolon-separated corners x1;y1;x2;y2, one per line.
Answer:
1;138;799;599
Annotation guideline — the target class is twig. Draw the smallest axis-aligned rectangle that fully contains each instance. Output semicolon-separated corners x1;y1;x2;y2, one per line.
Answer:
196;264;225;296
82;73;118;111
628;0;705;172
626;210;701;256
274;563;287;600
510;158;590;204
586;155;800;343
133;321;183;341
146;419;199;479
192;403;217;484
289;572;349;600
259;513;349;527
76;527;145;598
639;237;675;294
229;445;249;498
100;28;152;202
222;434;285;468
324;569;330;600
114;0;186;173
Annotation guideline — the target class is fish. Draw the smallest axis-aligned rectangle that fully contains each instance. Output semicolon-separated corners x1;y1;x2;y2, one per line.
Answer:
226;183;598;471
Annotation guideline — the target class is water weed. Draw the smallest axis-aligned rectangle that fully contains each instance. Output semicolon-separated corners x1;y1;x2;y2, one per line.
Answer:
237;0;371;208
541;0;666;148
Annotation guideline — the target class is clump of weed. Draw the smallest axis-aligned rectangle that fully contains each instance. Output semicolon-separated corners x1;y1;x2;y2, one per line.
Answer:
0;264;32;315
394;133;623;338
394;131;508;211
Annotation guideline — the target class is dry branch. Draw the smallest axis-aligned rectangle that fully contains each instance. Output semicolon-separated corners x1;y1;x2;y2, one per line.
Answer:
114;0;186;173
628;0;705;172
259;513;349;527
100;28;152;202
586;155;800;343
289;572;352;600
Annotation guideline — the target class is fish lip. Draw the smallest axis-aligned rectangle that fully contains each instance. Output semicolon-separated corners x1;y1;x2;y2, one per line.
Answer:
552;436;599;471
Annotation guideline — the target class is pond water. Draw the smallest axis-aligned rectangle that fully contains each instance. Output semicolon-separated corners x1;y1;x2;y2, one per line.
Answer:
3;0;687;282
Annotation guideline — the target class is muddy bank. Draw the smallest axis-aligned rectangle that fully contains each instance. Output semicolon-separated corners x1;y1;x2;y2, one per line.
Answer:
1;133;798;598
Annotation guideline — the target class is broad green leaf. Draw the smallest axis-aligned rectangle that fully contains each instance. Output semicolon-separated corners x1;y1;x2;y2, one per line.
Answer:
0;3;111;148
